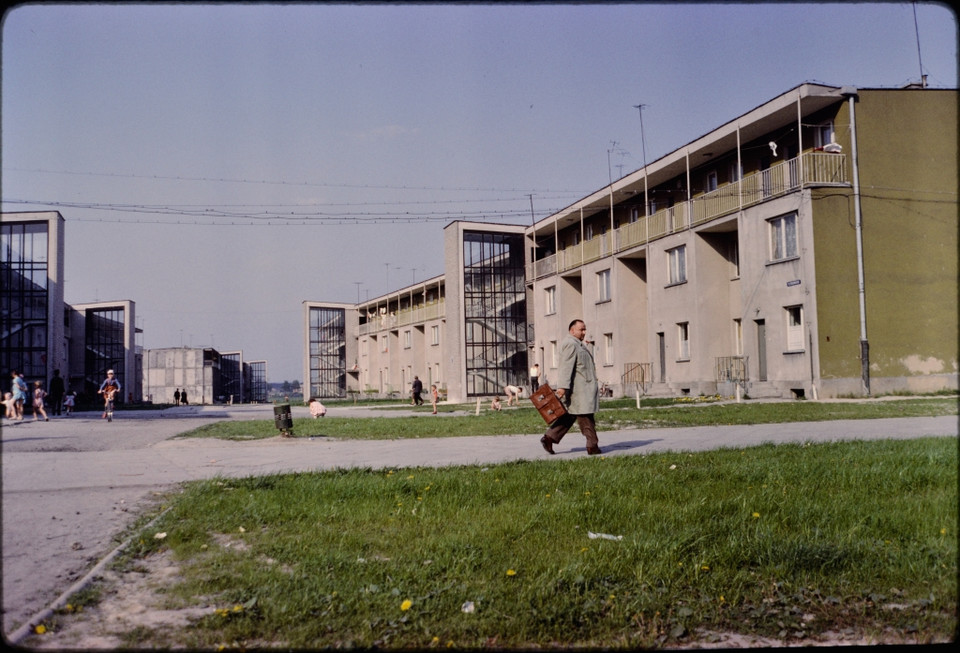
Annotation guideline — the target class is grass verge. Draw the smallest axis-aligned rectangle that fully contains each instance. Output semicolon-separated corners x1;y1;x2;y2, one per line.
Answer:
104;437;955;648
175;397;958;441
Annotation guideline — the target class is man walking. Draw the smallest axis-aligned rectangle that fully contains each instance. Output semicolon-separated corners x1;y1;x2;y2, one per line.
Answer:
540;319;602;455
411;376;424;406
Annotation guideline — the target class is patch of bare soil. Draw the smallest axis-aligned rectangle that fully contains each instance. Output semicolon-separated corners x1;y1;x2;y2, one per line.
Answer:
21;548;211;649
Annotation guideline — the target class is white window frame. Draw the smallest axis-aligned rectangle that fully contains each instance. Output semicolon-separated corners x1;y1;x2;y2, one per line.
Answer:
706;170;718;192
814;121;835;148
733;319;743;356
728;160;742;182
667;245;687;285
677;322;690;360
597;269;612;303
545;285;556;315
550;340;558;368
381;335;388;353
769;213;798;261
431;325;440;346
785;305;804;352
403;329;412;349
603;333;614;366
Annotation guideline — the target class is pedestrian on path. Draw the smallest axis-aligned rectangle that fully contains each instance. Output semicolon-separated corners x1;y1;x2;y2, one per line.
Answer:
540;319;602;455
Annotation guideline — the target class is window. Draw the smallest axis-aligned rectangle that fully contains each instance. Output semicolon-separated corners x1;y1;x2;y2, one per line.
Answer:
585;223;594;240
603;333;614;366
677;322;690;360
545;285;556;315
360;337;368;358
403;330;412;349
431;325;440;346
813;121;835;148
550;340;558;368
706;170;718;192
733;319;743;356
667;245;687;285
381;335;388;353
785;305;804;351
597;269;611;302
769;213;798;261
728;160;742;183
630;206;640;223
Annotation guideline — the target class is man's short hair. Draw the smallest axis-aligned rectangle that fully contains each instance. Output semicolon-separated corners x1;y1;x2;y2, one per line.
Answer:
568;319;585;331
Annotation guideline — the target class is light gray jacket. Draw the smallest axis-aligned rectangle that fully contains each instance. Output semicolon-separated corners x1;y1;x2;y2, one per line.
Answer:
555;334;599;415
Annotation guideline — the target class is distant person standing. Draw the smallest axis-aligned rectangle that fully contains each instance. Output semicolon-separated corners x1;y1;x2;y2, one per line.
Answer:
181;388;188;405
48;369;65;416
540;319;602;456
430;384;439;415
411;376;423;406
63;391;76;416
174;388;181;406
529;363;541;392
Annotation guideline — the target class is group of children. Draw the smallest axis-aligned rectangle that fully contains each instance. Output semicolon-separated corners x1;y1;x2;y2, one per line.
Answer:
3;381;76;422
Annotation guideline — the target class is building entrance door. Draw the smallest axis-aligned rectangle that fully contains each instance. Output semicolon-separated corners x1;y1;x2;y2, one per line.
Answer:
755;319;767;382
657;332;666;383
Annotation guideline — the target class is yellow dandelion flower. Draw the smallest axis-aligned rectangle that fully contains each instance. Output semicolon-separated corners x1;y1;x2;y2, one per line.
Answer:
580;547;588;553
941;528;947;535
407;475;415;480
34;624;46;635
506;569;517;576
431;636;440;645
233;605;242;612
400;599;413;611
701;565;710;571
752;512;760;518
446;641;455;648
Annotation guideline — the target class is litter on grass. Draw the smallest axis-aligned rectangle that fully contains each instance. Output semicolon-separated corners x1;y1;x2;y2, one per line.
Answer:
587;531;623;541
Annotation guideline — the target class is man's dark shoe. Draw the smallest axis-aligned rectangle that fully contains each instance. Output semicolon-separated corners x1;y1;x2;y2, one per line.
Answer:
540;436;555;455
587;447;603;455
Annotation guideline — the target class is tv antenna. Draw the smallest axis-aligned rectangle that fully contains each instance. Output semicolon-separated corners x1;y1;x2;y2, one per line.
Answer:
912;2;927;88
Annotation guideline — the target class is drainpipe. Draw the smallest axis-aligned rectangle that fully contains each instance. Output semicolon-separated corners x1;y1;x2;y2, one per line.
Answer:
844;86;870;395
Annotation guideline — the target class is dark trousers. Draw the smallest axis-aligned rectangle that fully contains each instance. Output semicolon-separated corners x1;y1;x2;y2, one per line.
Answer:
543;413;599;451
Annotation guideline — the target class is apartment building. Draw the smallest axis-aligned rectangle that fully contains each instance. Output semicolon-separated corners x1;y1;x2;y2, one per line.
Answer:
303;83;956;401
526;83;957;398
304;222;529;403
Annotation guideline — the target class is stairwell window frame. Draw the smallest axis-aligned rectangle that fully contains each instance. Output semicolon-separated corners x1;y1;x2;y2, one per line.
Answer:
603;333;614;367
768;212;798;262
785;305;805;352
667;245;687;286
549;340;558;369
431;325;440;346
544;285;556;315
403;329;412;350
597;268;612;303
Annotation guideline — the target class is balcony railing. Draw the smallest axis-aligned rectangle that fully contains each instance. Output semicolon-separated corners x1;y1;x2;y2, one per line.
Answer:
529;151;846;280
358;299;445;336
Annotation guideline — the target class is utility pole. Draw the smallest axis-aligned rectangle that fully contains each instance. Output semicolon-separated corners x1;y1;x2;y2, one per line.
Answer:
527;194;535;225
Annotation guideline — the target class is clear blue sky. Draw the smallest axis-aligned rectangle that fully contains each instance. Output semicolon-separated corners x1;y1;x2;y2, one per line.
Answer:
2;2;956;381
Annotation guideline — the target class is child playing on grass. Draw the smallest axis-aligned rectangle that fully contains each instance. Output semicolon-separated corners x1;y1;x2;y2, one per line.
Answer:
430;384;439;414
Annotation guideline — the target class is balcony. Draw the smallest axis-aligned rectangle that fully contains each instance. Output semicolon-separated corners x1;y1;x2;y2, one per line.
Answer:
358;299;445;336
528;151;846;280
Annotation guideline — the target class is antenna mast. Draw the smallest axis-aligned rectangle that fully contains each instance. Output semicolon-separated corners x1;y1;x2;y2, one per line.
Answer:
912;2;927;88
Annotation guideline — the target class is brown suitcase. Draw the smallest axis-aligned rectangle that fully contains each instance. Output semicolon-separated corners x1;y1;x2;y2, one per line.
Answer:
530;383;567;425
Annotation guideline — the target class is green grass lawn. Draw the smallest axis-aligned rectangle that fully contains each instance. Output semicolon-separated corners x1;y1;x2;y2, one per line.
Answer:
175;397;958;441
91;436;959;648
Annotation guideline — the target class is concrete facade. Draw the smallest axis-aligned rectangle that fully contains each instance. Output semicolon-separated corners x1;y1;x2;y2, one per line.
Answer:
303;83;957;401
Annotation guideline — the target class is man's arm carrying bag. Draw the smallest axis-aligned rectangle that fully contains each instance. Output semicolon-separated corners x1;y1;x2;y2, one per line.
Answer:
530;382;567;425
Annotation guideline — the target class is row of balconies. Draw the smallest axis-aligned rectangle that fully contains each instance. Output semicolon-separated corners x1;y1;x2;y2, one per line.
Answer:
358;299;445;336
529;151;846;280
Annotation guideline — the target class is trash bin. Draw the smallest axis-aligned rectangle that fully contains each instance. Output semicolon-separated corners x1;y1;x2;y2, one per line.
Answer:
273;403;294;436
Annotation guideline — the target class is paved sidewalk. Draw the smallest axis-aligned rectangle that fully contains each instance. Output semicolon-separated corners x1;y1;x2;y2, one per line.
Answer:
2;405;957;637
